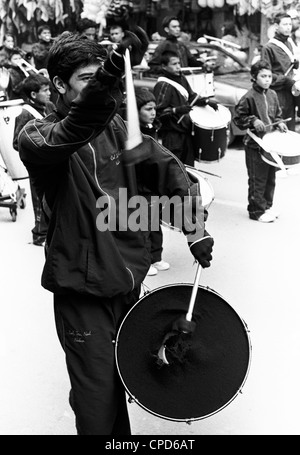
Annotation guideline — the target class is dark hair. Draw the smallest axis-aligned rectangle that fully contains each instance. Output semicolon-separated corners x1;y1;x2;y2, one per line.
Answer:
135;87;156;109
47;31;107;83
3;33;15;43
22;74;50;98
110;24;124;31
162;16;180;29
160;50;180;65
9;47;22;57
37;25;51;35
250;59;272;79
77;18;97;33
273;12;292;24
222;21;238;37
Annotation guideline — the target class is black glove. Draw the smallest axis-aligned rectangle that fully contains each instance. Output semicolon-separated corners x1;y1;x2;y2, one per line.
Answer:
207;100;219;111
174;105;192;115
195;97;218;111
195;97;207;107
104;26;149;77
207;100;218;111
189;236;214;268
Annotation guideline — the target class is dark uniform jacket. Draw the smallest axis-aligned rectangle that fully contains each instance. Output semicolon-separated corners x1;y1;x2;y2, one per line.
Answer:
233;82;284;149
261;32;298;130
18;67;207;298
148;35;202;74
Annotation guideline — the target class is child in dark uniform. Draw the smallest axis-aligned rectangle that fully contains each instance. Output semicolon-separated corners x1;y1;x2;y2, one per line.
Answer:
233;60;288;222
135;87;170;276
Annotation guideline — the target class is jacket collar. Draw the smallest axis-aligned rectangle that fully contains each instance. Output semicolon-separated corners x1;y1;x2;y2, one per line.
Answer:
252;81;268;94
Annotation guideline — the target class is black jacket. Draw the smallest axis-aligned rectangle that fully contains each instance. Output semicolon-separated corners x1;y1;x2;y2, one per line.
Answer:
18;67;207;298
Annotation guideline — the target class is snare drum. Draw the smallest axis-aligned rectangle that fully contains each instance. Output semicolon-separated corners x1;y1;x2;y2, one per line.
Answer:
115;283;251;422
190;104;231;162
161;166;214;231
185;165;214;210
260;130;300;168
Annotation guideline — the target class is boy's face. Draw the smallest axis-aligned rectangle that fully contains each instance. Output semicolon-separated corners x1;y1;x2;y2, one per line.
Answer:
255;68;272;90
276;17;292;36
53;63;101;107
10;53;22;67
139;101;156;126
33;84;51;105
163;56;181;76
39;29;52;42
83;27;97;41
110;27;124;43
4;36;14;49
165;20;181;38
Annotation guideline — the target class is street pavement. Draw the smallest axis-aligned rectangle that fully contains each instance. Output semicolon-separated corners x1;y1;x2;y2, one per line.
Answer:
0;140;300;435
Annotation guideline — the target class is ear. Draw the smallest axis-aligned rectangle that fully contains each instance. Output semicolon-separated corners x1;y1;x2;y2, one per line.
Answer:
31;90;37;100
52;75;67;94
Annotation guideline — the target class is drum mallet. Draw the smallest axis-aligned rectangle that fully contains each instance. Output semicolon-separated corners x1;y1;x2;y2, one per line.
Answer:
177;93;201;125
157;262;202;366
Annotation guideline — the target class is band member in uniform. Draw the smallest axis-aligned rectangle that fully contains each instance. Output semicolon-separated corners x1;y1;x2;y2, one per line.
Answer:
153;50;218;166
148;16;202;75
17;30;214;435
261;12;300;131
135;86;169;276
13;74;55;246
233;60;288;223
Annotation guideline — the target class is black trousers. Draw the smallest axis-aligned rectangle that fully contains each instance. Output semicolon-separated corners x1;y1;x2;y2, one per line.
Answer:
54;287;140;435
245;145;276;219
29;178;47;244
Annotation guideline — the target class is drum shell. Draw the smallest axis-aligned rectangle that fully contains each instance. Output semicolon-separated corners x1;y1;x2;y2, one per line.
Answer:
185;165;214;209
193;125;227;162
190;104;231;163
115;284;251;422
260;131;300;168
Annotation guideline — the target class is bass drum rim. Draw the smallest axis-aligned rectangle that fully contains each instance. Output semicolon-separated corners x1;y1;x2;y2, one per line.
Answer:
115;283;252;422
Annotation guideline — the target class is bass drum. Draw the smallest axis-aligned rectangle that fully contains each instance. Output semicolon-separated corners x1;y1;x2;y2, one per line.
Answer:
190;104;231;162
115;284;251;422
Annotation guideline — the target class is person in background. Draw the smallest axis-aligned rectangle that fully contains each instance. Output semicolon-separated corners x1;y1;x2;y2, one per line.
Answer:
17;30;214;436
148;16;202;75
0;33;16;67
77;18;98;41
13;73;55;246
109;24;125;48
153;50;218;166
6;48;28;100
261;12;300;131
31;25;52;71
233;60;288;223
135;86;170;277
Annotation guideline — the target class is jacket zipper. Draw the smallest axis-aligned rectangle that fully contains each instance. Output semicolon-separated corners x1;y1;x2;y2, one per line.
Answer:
88;142;135;291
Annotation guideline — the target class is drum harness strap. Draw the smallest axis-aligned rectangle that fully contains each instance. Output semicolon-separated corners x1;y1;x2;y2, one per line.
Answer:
268;38;298;76
156;76;189;101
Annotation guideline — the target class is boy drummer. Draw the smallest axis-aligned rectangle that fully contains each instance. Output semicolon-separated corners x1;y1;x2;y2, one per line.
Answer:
233;60;288;223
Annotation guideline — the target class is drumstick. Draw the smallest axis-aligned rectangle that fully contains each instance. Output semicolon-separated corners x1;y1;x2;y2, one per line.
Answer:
186;262;202;322
157;262;202;365
177;93;201;125
266;117;292;128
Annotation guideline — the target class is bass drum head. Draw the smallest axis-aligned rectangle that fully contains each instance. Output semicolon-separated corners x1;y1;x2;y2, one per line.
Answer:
116;284;251;422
